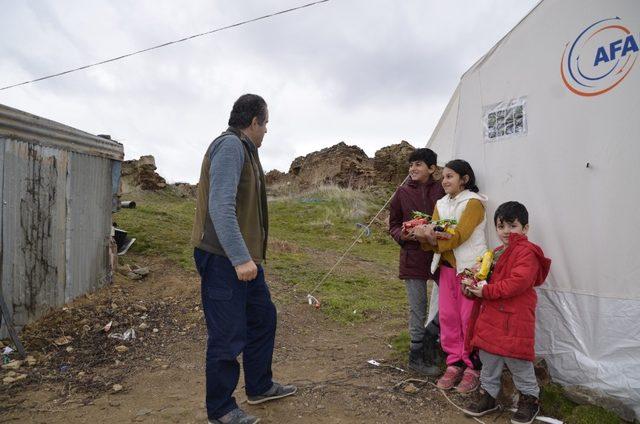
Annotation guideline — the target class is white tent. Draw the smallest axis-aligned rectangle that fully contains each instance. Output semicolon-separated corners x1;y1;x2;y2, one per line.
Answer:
427;0;640;419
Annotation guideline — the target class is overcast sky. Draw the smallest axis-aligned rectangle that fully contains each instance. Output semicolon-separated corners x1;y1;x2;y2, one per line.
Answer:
1;0;538;183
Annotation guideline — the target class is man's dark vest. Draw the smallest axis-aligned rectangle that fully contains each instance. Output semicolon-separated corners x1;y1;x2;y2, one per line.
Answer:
191;128;268;263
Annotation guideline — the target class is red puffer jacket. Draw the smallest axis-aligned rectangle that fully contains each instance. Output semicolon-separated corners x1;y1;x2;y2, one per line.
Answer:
467;233;551;361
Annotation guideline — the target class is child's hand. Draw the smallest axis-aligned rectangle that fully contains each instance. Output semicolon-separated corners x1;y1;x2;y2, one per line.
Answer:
460;277;475;298
435;231;453;240
413;224;436;244
400;229;414;241
466;281;486;298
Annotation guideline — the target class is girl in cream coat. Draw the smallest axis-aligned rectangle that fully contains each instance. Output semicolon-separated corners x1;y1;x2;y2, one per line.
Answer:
414;159;488;394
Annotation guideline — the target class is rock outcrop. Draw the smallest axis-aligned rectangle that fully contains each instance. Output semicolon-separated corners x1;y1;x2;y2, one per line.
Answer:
265;170;291;186
288;142;374;189
373;140;415;186
171;182;197;198
121;155;167;193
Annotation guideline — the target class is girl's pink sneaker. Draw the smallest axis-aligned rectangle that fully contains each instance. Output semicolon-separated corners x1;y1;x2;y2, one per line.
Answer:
436;365;464;390
456;367;480;394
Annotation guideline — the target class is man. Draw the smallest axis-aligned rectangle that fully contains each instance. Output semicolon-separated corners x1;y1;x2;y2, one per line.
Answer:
192;94;296;424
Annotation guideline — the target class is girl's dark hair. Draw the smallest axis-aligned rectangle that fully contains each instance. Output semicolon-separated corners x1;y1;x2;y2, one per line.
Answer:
228;94;268;128
444;159;479;192
408;148;437;167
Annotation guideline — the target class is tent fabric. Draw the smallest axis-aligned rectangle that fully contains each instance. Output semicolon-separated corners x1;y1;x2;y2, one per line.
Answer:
426;0;640;418
537;290;640;411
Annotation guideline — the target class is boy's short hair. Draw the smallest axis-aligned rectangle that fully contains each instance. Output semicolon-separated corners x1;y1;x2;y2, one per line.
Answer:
408;148;437;167
494;201;529;226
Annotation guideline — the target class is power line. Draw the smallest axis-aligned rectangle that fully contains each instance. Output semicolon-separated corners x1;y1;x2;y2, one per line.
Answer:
0;0;331;91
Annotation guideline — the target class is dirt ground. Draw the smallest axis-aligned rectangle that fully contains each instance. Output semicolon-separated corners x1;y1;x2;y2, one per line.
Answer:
0;256;517;424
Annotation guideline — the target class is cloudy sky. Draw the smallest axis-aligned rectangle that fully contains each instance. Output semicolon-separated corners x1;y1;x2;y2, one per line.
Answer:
1;0;538;183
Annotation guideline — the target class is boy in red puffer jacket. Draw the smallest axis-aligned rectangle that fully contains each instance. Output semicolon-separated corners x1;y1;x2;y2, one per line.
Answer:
462;201;551;424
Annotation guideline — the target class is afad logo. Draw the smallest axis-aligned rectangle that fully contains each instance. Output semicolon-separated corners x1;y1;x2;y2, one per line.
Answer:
561;17;638;96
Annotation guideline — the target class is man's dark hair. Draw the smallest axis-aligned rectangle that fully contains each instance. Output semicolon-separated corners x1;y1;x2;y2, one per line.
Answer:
228;94;268;128
408;148;437;167
494;201;529;226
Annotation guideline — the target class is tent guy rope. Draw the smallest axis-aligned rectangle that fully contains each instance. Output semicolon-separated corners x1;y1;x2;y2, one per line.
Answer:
306;175;410;308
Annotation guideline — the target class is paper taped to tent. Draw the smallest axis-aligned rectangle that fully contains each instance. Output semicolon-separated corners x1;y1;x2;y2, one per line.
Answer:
427;0;639;419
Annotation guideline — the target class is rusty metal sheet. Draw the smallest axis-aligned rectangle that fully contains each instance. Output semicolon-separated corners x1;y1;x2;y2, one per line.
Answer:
1;140;68;335
65;151;112;302
0;103;124;160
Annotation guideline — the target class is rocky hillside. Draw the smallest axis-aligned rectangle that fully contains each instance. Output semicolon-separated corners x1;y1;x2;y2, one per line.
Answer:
121;155;167;193
123;140;425;197
121;155;196;197
267;140;422;192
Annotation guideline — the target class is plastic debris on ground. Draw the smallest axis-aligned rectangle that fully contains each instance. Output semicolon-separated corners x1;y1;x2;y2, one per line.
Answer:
367;359;406;373
108;328;136;341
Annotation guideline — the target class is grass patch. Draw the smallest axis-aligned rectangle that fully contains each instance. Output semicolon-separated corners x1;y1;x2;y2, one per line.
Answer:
540;384;624;424
114;190;196;270
114;186;408;323
390;331;410;358
268;185;398;266
541;384;578;418
565;405;622;424
266;246;405;323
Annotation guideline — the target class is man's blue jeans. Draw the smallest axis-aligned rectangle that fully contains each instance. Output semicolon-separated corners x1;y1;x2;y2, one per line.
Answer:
194;248;276;420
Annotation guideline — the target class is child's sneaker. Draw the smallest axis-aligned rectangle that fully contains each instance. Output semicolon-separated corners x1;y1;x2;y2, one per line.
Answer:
436;365;464;390
462;388;499;417
455;367;480;394
511;394;540;424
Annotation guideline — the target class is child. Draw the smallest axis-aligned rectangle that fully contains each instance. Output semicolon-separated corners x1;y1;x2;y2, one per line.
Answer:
388;148;445;376
463;201;551;424
414;159;487;393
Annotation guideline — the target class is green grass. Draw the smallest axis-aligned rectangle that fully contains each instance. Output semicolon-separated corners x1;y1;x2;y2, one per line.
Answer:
565;405;622;424
114;190;196;269
390;331;410;357
266;186;407;323
541;384;578;418
541;384;623;424
268;186;398;265
114;186;408;323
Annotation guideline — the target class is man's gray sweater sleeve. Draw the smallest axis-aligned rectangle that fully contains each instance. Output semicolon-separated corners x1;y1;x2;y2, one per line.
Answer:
208;136;253;266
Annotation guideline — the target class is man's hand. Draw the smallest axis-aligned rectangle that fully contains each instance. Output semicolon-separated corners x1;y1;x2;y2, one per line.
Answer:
235;260;258;281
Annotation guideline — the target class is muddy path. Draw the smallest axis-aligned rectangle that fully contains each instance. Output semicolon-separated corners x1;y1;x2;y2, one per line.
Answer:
0;256;511;423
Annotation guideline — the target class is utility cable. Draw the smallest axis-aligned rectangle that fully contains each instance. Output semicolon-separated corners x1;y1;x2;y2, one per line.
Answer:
0;0;331;91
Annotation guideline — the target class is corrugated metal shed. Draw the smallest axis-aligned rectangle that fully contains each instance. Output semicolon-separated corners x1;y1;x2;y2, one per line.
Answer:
0;104;124;337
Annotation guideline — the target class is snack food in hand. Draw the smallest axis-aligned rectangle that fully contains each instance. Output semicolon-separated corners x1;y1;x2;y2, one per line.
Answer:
474;251;494;281
402;211;431;234
432;218;458;235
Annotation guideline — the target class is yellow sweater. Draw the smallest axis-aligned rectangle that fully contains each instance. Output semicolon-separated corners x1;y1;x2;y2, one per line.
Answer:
420;198;485;269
